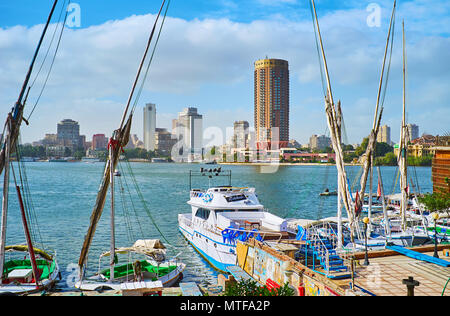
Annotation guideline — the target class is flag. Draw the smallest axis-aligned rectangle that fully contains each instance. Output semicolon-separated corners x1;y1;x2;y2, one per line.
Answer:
377;180;382;200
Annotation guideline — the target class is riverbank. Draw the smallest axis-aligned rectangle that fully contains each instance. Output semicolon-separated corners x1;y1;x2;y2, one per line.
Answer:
219;162;360;167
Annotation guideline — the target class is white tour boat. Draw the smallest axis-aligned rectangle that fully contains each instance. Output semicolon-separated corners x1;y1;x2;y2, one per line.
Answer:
178;186;292;272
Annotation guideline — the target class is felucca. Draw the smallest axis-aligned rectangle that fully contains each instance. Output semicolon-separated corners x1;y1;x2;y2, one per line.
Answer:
0;0;65;295
75;0;185;292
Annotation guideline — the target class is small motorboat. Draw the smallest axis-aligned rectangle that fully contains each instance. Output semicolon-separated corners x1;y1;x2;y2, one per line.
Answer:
320;189;338;196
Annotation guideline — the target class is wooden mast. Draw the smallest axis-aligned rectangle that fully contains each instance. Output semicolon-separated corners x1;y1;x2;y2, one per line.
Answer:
109;132;116;281
78;0;167;279
0;0;59;285
0;122;11;283
310;0;353;241
357;0;396;220
0;0;59;175
399;20;408;231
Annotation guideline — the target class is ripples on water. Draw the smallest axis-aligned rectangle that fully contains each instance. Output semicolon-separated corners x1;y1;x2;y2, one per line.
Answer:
1;162;432;291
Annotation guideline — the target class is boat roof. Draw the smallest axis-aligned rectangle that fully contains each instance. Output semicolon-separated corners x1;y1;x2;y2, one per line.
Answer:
188;186;264;209
288;217;349;229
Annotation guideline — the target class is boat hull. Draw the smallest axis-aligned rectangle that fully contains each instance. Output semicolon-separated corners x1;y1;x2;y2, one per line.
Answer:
75;261;185;292
0;260;60;295
178;214;236;273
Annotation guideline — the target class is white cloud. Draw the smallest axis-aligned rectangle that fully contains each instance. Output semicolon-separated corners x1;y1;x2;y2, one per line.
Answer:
0;2;448;146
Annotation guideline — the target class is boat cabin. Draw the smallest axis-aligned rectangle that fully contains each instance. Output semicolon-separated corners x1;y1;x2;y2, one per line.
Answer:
187;186;288;234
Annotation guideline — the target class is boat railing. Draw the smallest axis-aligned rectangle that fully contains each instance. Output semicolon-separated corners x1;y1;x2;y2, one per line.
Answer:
306;221;351;277
221;226;285;244
180;215;193;229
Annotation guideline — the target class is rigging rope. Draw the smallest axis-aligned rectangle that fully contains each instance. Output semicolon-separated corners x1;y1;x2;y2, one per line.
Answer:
28;0;68;91
131;0;171;115
15;140;45;250
117;160;146;240
27;0;70;122
309;0;327;97
122;158;172;246
117;171;137;244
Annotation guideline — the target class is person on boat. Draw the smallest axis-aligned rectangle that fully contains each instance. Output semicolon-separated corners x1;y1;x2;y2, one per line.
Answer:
134;261;143;282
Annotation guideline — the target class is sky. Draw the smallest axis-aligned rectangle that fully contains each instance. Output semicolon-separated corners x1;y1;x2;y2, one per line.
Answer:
0;0;449;147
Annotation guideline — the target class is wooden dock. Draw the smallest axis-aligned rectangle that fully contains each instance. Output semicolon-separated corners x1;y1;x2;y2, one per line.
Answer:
349;250;450;296
234;238;450;296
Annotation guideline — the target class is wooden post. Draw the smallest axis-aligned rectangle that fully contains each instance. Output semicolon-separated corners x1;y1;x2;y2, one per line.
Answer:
402;276;420;296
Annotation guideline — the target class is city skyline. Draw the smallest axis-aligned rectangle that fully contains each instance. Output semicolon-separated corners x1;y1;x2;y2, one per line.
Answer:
1;1;448;147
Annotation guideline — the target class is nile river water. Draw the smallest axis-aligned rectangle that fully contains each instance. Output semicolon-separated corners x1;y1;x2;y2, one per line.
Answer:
1;162;432;291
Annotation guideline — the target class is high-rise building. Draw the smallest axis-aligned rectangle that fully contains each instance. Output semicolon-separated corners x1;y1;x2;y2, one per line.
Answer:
92;134;108;150
377;125;391;145
155;128;177;156
57;119;81;149
407;124;419;142
309;134;331;151
254;58;290;149
173;107;203;161
143;103;157;151
233;121;249;149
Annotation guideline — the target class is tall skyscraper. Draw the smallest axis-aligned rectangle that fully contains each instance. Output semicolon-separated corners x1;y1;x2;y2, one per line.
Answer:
233;121;249;149
57;119;81;149
92;134;108;150
407;124;419;142
377;125;391;145
254;58;290;149
143;103;156;151
173;107;203;161
309;134;331;150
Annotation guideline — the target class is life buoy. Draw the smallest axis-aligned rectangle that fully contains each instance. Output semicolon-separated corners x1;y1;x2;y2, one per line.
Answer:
203;193;213;203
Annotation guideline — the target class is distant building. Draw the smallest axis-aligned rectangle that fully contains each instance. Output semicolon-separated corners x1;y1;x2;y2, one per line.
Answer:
143;103;157;151
232;121;249;149
407;124;419;142
92;134;108;150
254;58;290;149
288;139;301;149
57;119;81;149
309;135;331;151
79;135;87;150
173;107;203;162
394;134;437;158
155;128;177;156
126;134;144;149
377;125;391;145
282;149;336;163
42;134;58;146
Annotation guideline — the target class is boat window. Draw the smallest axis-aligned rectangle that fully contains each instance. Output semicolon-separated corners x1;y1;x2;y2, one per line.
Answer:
225;194;247;202
195;208;211;220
